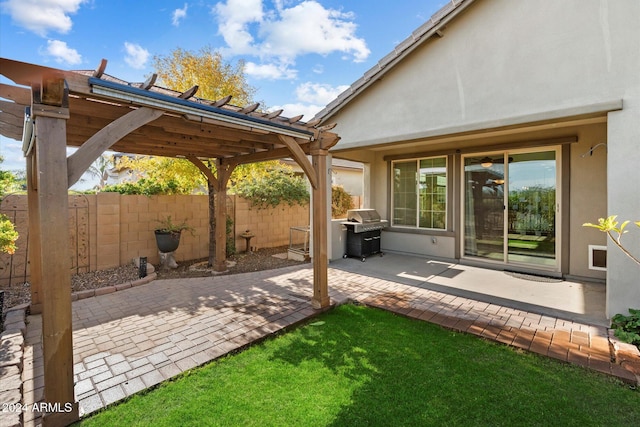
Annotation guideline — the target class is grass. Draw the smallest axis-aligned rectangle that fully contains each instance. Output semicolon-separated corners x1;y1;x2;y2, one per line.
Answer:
78;304;639;426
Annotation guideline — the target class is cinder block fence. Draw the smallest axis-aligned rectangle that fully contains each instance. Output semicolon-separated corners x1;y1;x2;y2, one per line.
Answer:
0;193;310;284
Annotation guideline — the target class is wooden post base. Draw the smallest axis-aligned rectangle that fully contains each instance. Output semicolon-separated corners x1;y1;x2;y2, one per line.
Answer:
42;402;79;427
311;296;330;310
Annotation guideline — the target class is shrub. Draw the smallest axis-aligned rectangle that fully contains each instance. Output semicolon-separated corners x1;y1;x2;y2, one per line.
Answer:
0;214;19;254
101;178;183;195
611;308;640;348
332;185;354;218
232;169;309;209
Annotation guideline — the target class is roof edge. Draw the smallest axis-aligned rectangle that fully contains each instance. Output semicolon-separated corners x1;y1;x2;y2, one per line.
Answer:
314;0;476;123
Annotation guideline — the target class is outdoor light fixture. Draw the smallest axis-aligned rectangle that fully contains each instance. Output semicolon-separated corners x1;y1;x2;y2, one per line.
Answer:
494;179;505;185
480;157;493;168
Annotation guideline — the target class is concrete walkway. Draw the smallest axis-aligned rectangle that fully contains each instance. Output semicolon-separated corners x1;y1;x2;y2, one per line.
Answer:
17;255;639;425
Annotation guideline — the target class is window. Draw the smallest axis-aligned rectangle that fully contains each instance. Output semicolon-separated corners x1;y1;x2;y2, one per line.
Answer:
392;157;447;229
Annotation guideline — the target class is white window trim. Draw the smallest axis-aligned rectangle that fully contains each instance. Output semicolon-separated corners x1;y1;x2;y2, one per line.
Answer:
390;156;448;231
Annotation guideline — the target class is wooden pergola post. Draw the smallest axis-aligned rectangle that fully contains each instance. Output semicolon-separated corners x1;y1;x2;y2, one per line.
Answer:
30;76;79;425
310;148;330;309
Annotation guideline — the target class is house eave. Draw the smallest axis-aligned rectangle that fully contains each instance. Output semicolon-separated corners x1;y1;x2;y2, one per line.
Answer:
330;98;623;153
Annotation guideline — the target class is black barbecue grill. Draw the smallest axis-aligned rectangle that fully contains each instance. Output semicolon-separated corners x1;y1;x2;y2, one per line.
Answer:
341;209;388;261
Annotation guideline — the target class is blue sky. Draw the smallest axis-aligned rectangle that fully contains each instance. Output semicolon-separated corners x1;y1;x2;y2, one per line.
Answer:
0;0;447;176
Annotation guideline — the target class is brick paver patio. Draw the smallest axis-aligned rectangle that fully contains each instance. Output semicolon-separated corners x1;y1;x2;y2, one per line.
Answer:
14;262;639;425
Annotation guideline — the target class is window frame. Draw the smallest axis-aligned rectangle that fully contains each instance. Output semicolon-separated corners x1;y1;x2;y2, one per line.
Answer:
390;156;448;231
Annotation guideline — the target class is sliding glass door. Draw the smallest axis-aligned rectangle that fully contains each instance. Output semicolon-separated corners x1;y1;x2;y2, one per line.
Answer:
506;151;556;266
463;157;505;261
463;148;558;269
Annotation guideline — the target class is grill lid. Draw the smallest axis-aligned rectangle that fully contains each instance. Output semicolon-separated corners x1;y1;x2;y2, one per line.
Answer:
347;209;381;223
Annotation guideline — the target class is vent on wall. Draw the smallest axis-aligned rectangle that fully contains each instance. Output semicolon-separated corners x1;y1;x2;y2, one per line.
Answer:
588;245;607;271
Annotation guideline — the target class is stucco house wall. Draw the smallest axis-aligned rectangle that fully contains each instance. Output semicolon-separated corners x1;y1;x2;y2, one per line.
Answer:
320;0;639;318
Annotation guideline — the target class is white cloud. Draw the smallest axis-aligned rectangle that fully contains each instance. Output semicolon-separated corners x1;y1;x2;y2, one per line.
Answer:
213;0;263;55
213;0;369;76
0;136;26;171
260;1;370;62
123;42;150;69
244;61;297;80
269;81;349;121
295;82;349;105
44;39;82;65
1;0;88;37
172;3;188;26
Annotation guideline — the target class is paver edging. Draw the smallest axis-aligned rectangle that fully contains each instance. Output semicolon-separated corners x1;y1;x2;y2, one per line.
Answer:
70;272;157;302
0;303;28;427
608;329;640;383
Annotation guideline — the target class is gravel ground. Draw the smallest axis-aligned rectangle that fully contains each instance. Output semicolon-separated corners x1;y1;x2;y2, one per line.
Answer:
1;246;307;313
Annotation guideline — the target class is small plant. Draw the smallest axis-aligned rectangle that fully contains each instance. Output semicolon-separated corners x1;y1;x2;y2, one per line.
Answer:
584;216;640;349
0;214;19;254
611;309;640;348
583;215;640;265
155;215;195;235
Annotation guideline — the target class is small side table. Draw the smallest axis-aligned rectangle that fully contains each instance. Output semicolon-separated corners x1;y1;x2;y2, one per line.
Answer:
240;232;255;254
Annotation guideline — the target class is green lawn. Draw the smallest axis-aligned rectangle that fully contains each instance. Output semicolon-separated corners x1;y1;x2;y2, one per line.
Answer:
78;304;639;427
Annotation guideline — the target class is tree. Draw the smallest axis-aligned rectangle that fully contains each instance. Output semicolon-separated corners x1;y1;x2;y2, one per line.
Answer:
0;155;18;195
140;46;256;266
153;46;256;105
84;154;115;191
107;156;205;195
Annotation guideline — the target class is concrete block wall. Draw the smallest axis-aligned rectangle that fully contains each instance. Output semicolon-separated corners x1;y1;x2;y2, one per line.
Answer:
95;193;121;270
1;193;311;280
115;194;210;267
233;197;310;251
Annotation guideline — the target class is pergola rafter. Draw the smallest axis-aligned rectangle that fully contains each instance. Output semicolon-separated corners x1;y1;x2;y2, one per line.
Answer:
0;57;339;426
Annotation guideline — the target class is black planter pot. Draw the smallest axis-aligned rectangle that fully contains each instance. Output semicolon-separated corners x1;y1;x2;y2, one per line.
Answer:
155;230;181;253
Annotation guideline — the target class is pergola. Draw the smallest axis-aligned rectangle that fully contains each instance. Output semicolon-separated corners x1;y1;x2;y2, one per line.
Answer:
0;57;339;425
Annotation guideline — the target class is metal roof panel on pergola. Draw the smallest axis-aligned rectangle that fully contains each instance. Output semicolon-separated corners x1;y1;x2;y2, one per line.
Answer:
0;57;338;425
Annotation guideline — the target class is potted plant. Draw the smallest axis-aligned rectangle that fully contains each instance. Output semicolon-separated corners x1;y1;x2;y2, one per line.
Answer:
154;215;194;253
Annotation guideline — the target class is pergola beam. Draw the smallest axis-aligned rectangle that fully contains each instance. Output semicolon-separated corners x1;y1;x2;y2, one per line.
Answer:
0;83;31;105
278;135;318;189
67;106;164;187
187;155;218;187
228;144;311;167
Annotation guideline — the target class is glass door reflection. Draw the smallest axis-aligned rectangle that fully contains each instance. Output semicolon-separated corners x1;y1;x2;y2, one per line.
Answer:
464;156;505;261
464;149;558;269
507;151;556;266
